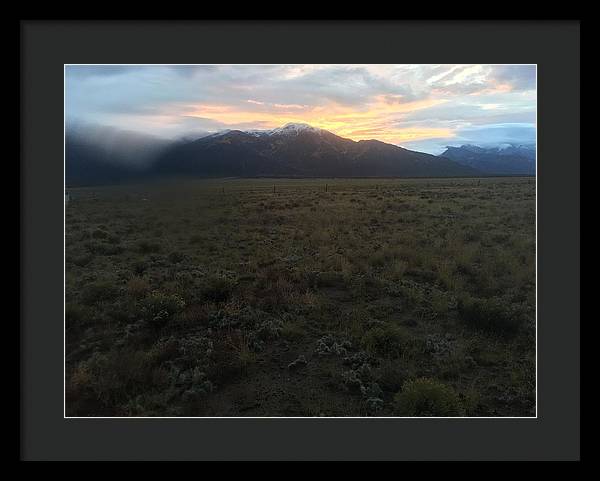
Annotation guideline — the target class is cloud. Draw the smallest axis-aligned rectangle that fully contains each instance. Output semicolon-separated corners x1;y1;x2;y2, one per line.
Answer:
403;122;536;154
65;64;536;149
491;65;537;91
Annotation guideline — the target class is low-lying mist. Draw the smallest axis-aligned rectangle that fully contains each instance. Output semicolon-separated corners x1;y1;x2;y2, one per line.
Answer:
66;122;172;169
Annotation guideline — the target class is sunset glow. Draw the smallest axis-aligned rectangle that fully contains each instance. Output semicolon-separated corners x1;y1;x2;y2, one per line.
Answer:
66;64;536;154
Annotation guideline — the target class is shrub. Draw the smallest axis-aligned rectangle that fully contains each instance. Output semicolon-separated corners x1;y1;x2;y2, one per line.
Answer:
457;295;523;337
316;335;352;356
141;291;186;328
68;348;169;409
84;241;123;256
91;229;108;239
201;276;235;303
132;260;148;275
394;378;463;416
256;318;283;340
126;277;151;299
222;331;257;373
374;360;406;392
315;271;346;288
280;320;306;340
167;251;185;263
288;355;308;371
107;234;122;245
71;253;94;267
81;280;120;305
363;324;410;357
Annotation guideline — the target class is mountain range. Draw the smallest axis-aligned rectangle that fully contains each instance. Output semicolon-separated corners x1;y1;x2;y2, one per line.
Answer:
440;144;536;175
65;123;535;186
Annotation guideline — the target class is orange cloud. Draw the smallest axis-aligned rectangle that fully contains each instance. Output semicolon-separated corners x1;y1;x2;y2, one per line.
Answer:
182;97;451;145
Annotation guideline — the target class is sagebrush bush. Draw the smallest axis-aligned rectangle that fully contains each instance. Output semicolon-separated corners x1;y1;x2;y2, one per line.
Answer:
141;291;186;328
394;378;463;416
68;348;170;410
457;295;523;336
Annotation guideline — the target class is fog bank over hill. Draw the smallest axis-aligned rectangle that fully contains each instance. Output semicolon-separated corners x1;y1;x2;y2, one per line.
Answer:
67;122;171;168
66;122;174;186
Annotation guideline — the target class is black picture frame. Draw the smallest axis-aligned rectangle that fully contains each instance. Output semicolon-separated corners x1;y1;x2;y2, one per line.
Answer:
20;20;580;461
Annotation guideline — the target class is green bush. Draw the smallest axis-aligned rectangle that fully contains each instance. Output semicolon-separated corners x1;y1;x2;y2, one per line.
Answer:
394;378;463;416
457;295;523;337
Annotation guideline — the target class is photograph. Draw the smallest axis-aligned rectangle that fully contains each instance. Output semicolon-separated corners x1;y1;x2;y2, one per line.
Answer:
64;64;537;418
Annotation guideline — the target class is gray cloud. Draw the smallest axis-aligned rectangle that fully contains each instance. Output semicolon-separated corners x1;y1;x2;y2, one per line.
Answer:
491;65;537;91
403;122;536;154
65;64;536;148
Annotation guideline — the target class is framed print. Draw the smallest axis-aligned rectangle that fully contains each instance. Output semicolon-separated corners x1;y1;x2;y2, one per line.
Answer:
20;20;580;461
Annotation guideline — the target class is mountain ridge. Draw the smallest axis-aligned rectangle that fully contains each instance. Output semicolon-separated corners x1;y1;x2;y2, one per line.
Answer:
67;123;486;186
440;144;535;175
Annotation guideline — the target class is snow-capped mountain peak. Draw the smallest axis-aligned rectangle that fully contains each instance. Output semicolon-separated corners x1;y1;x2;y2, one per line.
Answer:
267;123;323;136
203;123;323;139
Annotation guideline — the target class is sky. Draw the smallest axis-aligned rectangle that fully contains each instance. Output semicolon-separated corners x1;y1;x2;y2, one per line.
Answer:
65;64;536;155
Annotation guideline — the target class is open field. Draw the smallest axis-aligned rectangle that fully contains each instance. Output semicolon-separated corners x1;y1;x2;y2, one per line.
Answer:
65;177;536;417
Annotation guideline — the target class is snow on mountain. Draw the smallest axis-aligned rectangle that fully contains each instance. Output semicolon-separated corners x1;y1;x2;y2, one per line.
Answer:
440;144;535;175
266;123;324;136
205;123;324;139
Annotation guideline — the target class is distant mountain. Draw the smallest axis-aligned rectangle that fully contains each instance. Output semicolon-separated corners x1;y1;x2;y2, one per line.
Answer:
66;123;483;185
152;123;479;178
440;144;535;175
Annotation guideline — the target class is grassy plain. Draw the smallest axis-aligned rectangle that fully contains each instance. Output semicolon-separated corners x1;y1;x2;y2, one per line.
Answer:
65;177;535;416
